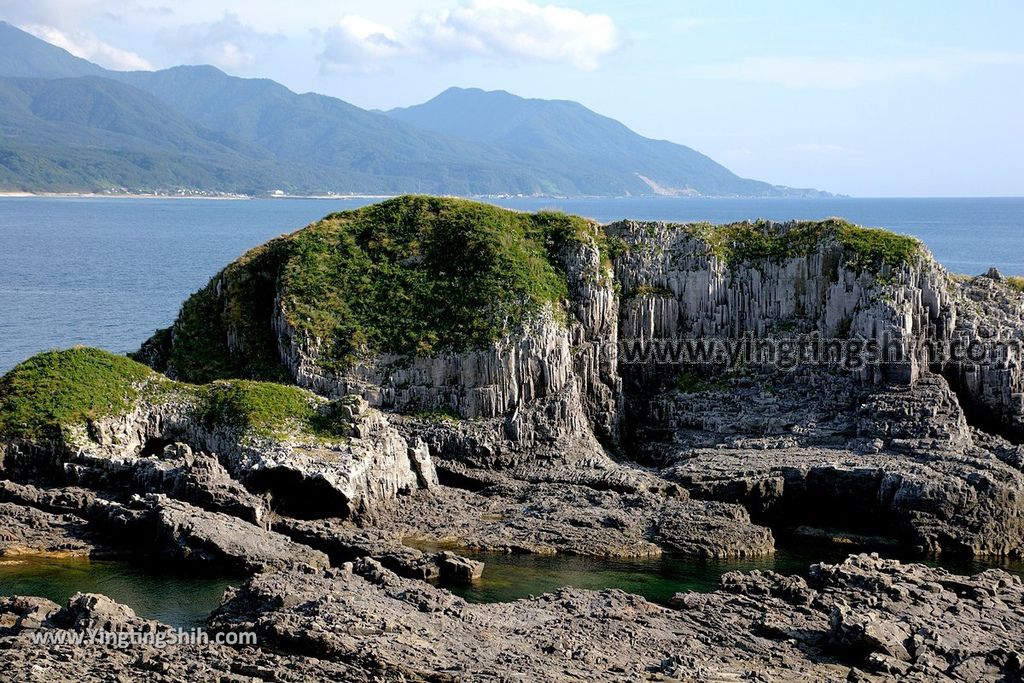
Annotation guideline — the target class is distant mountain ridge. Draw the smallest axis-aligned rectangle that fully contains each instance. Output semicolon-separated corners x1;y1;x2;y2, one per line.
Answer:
0;21;830;197
387;87;791;197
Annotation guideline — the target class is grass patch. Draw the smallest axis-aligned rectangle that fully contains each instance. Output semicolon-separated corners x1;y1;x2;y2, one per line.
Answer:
0;348;156;440
199;380;316;438
1;348;348;443
1006;276;1024;294
664;218;921;272
835;224;922;269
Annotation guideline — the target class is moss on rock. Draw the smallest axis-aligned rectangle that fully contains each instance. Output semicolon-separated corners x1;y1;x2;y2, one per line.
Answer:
137;198;927;386
198;380;347;441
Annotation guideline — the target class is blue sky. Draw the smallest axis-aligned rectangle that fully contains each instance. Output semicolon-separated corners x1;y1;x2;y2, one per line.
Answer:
2;0;1022;196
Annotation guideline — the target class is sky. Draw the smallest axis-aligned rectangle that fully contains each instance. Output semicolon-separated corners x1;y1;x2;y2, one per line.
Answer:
1;0;1022;197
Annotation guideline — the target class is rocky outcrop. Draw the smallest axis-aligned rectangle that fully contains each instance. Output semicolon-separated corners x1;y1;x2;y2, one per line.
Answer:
0;593;385;682
649;373;1024;556
271;518;486;582
1;393;436;523
0;481;328;574
611;218;1024;436
115;202;1024;560
277;240;621;461
209;554;1024;681
17;201;1024;678
132;444;268;524
944;273;1024;433
146;496;330;573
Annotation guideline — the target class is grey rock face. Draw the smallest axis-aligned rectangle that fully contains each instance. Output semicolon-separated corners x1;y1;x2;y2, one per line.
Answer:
0;592;386;682
147;495;330;573
107;215;1024;558
132;444;268;524
0;481;328;574
371;478;774;559
190;553;1024;682
7;214;1024;680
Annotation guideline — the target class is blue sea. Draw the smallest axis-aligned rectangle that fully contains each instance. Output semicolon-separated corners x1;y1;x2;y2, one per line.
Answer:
1;196;1022;373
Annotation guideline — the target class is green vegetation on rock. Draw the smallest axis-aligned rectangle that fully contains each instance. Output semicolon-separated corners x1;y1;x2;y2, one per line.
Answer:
629;284;675;298
834;223;922;269
143;196;600;382
675;370;728;394
284;197;580;365
150;241;291;384
1006;276;1024;294
0;348;346;443
0;348;158;439
198;380;346;441
672;218;921;271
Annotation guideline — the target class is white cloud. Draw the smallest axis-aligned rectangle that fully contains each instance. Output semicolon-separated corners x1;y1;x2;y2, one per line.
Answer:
164;13;280;71
320;16;408;73
679;52;1024;89
416;0;621;69
21;24;154;70
319;0;621;73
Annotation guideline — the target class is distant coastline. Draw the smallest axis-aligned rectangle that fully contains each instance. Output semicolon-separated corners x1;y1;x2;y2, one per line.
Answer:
0;191;851;201
0;192;391;200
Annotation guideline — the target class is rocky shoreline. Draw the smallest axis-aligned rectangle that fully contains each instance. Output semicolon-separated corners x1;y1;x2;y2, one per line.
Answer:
2;196;1024;680
2;551;1022;681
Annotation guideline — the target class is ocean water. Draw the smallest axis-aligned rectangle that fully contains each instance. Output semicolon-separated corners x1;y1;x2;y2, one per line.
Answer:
1;195;1022;373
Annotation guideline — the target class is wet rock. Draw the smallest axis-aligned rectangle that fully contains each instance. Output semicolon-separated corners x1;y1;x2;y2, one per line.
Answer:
271;518;484;582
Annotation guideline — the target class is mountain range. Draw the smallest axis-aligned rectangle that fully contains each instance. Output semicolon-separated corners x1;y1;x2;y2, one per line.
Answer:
0;21;828;197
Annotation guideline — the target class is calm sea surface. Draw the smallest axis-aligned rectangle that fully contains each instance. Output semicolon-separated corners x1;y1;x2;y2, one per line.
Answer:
1;196;1022;373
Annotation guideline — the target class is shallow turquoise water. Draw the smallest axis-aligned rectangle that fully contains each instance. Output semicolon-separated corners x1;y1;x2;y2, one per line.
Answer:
439;545;1024;604
2;546;1021;626
0;556;240;627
